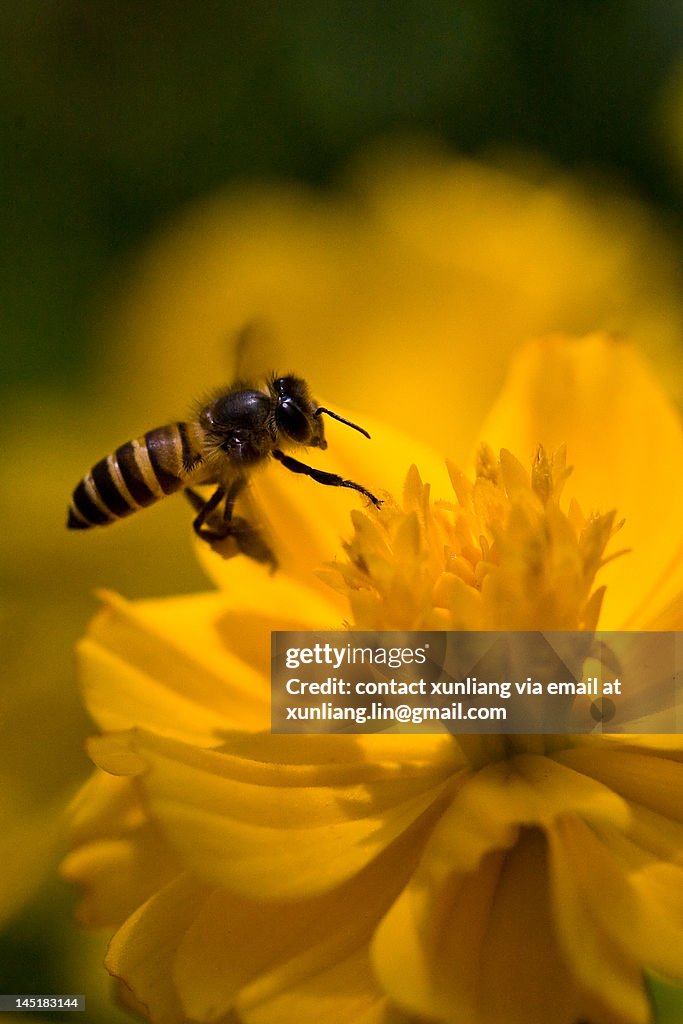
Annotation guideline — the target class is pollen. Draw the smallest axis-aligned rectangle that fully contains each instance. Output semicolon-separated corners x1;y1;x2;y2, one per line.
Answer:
323;445;625;632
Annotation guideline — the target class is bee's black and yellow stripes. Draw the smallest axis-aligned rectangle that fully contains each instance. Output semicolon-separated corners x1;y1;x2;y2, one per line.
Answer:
67;422;204;530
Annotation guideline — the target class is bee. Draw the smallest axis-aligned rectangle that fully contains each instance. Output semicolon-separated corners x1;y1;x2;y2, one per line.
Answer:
67;375;381;568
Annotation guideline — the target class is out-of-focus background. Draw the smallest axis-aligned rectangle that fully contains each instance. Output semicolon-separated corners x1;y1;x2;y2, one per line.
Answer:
2;2;683;1019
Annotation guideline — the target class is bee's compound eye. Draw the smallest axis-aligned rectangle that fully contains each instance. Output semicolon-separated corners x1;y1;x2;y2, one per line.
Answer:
277;398;311;443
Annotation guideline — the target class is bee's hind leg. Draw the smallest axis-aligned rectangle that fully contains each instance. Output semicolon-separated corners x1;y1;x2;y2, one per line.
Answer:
184;481;277;570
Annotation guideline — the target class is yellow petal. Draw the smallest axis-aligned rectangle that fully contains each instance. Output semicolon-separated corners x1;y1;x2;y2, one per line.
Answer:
547;816;675;1023
66;769;146;845
479;333;683;627
196;530;346;618
79;589;276;741
238;950;386;1024
106;773;437;1024
199;411;451;591
630;543;683;629
556;746;683;823
373;755;636;1024
95;729;457;900
424;755;629;881
63;768;182;928
373;831;589;1024
61;826;180;929
174;819;423;1024
106;874;209;1024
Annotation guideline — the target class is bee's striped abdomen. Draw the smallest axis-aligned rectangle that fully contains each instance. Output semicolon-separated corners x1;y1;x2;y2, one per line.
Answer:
67;422;204;530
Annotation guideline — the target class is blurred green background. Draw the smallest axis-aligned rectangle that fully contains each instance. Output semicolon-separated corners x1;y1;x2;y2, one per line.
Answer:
2;1;683;1020
4;0;683;408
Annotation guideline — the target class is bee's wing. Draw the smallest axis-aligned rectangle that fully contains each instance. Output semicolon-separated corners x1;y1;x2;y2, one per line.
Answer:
228;319;289;382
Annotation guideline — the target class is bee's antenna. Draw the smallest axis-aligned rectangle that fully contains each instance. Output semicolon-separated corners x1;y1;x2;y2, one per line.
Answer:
314;407;371;439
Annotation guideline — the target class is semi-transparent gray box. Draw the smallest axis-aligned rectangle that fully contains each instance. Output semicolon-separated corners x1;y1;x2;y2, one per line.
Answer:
271;631;681;734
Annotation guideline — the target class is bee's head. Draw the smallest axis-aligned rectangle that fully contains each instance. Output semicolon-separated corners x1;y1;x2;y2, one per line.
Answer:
271;375;373;450
271;375;327;449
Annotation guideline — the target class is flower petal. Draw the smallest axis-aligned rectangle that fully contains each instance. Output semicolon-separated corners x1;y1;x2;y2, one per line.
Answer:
199;411;451;591
61;828;180;930
91;729;459;900
373;755;635;1024
79;582;319;741
105;761;443;1024
106;874;208;1024
63;769;182;928
238;950;387;1024
556;746;683;824
547;814;683;1022
66;769;146;843
478;333;683;628
373;831;589;1024
174;819;423;1024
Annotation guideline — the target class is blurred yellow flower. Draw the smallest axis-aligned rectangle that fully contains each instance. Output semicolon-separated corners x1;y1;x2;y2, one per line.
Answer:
98;144;683;464
62;333;683;1024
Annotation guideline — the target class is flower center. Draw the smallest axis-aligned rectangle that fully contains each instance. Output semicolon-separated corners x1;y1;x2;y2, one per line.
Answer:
324;444;624;634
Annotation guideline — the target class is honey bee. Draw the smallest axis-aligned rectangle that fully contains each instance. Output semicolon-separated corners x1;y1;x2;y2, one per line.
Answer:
67;375;381;568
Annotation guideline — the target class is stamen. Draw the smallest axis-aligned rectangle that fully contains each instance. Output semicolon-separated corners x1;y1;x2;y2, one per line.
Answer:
325;448;625;634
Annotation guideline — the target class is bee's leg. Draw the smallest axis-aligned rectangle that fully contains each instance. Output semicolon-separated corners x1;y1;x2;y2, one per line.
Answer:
184;487;209;514
272;450;382;507
221;478;278;569
222;476;246;519
186;481;277;569
186;485;227;540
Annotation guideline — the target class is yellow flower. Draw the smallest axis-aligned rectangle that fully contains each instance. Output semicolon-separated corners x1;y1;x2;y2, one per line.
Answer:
7;144;683;933
62;333;683;1024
